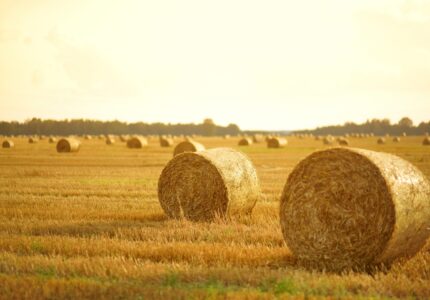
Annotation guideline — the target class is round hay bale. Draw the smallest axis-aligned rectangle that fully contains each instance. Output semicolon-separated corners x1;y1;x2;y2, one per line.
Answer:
252;134;264;143
106;136;115;145
323;136;334;145
377;137;386;144
2;140;14;148
48;137;57;144
337;138;349;146
280;147;430;271
393;137;401;143
267;137;287;148
238;138;253;146
158;148;260;221
223;134;230;139
173;140;205;156
84;135;92;140
160;137;174;147
28;137;38;144
402;132;407;137
56;138;81;153
423;137;430;146
127;136;148;149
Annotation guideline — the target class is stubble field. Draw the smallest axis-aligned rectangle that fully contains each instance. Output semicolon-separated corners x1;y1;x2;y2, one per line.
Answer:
0;136;429;299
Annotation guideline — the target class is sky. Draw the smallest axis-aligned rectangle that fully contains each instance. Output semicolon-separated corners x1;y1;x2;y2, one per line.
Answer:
0;0;429;130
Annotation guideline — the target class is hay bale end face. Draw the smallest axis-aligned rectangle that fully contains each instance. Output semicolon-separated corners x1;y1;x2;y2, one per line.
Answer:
267;137;287;148
160;137;174;147
280;147;430;271
127;136;148;149
56;138;81;153
2;140;14;148
238;138;253;146
28;137;38;144
158;148;260;222
173;140;205;156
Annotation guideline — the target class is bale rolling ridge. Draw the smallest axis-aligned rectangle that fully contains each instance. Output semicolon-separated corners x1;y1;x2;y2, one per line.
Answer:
280;147;430;271
173;140;205;156
56;138;81;153
127;136;148;149
238;137;253;146
160;137;174;147
2;140;14;148
267;137;287;148
158;147;260;222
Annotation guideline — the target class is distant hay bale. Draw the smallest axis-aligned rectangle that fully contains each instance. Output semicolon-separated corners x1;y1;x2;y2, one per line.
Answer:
158;148;260;221
56;138;81;153
160;136;174;147
402;132;407;137
127;136;148;149
28;137;38;144
238;138;253;146
48;137;57;144
252;134;264;143
267;137;287;148
223;134;230;139
280;147;430;271
2;140;14;148
337;138;349;146
106;136;115;145
119;135;129;142
393;137;401;143
84;135;92;140
423;137;430;146
173;140;205;156
377;137;386;144
315;136;321;141
323;136;334;145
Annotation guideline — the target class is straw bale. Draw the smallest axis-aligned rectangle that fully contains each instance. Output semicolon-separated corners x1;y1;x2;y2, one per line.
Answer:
56;138;81;153
173;140;205;156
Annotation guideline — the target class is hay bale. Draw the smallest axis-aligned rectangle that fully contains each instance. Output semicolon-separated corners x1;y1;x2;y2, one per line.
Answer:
402;132;407;137
28;137;38;144
252;134;264;143
393;137;401;143
323;136;334;145
48;137;57;144
127;136;148;149
2;140;14;148
267;137;287;148
280;147;430;271
160;136;174;147
423;137;430;146
158;148;260;221
337;138;349;146
106;136;115;145
56;138;81;153
173;140;205;156
84;135;92;140
223;134;230;139
119;135;129;142
238;138;253;146
377;137;386;144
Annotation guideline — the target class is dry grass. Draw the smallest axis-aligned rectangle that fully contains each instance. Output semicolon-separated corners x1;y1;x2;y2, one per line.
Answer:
0;136;429;299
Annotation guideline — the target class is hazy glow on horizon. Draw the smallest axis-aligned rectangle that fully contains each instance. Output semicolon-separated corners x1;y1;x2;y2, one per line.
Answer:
0;0;429;130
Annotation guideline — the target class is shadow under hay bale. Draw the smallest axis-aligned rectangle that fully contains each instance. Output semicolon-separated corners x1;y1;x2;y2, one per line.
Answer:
56;138;81;153
173;140;205;156
158;147;261;222
238;137;253;146
2;140;14;148
267;137;287;148
127;136;148;149
280;147;430;272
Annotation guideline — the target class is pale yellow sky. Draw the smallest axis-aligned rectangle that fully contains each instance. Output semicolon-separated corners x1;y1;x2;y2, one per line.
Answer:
0;0;429;130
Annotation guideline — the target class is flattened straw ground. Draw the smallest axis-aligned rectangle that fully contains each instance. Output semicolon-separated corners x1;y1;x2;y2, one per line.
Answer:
2;140;14;148
126;136;148;149
158;147;261;222
280;147;430;272
56;138;81;153
160;137;174;147
267;137;287;148
238;138;253;146
173;140;205;156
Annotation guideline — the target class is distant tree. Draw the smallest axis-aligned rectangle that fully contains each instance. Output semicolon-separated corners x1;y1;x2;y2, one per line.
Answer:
398;117;413;128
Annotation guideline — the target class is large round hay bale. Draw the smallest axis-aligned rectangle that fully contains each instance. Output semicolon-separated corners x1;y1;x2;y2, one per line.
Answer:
280;147;430;271
267;137;287;148
2;140;14;148
127;136;148;149
106;136;115;145
56;138;81;153
28;137;38;144
84;135;92;140
160;137;174;147
48;137;57;144
393;137;401;143
323;136;334;145
423;137;430;146
377;137;386;144
173;140;205;156
158;148;260;221
238;138;253;146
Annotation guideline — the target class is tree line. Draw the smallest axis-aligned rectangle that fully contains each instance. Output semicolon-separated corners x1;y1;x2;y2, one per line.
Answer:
0;118;241;137
294;117;430;136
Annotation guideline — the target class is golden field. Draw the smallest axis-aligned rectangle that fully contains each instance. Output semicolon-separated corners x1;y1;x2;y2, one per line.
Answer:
0;136;429;299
